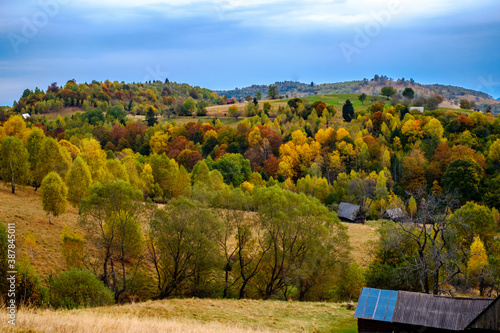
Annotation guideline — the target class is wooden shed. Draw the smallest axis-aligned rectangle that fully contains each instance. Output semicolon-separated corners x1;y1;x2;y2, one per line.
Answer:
354;287;499;332
337;202;365;224
382;208;405;222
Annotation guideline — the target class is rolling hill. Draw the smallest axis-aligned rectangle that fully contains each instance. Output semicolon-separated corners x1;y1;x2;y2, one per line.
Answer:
214;75;500;112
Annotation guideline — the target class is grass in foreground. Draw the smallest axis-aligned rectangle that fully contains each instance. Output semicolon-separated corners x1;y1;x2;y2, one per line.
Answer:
0;299;357;333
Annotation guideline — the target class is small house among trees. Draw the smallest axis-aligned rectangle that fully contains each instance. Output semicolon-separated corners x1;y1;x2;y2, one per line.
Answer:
354;287;500;332
382;208;405;222
337;202;365;223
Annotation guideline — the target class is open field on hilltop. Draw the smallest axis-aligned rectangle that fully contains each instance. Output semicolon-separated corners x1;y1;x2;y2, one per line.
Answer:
0;183;379;279
0;298;357;333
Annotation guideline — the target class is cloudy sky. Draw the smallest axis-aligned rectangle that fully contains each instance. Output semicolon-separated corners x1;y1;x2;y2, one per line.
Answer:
1;0;499;105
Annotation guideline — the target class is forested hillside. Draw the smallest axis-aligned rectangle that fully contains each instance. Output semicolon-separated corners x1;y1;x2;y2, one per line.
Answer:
1;78;500;311
215;75;500;113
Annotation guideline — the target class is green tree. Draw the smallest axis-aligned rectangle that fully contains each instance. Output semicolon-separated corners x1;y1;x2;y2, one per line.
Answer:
145;107;158;127
65;156;92;209
380;86;397;99
0;223;8;303
255;91;262;100
448;202;497;250
79;180;144;302
0;136;30;194
211;153;251;186
148;197;223;298
107;105;127;123
196;100;208;116
253;186;349;300
48;268;115;309
181;97;197;116
41;172;68;224
15;259;47;307
342;99;355;123
443;157;483;203
358;93;367;105
402;87;415;100
460;99;471;110
26;127;45;189
267;86;278;100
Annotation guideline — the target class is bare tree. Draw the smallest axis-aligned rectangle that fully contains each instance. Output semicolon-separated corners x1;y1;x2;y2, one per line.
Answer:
385;191;467;294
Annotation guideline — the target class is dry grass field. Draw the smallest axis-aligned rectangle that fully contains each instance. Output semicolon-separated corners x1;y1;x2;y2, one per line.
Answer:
0;182;377;333
0;299;357;333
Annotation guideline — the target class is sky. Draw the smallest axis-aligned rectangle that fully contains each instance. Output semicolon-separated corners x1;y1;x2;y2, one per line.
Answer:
1;0;500;105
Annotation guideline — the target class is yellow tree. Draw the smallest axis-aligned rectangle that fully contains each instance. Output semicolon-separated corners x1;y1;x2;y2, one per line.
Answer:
59;139;80;159
401;119;423;144
408;196;417;218
23;231;38;260
488;139;500;164
38;137;72;182
106;159;129;183
41;172;68;224
467;236;489;296
3;115;27;140
141;163;163;199
172;165;191;198
79;138;109;183
122;155;144;191
65;156;92;209
149;131;170;154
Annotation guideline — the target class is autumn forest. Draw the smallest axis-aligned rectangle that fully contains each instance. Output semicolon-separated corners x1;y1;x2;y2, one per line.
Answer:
1;77;500;311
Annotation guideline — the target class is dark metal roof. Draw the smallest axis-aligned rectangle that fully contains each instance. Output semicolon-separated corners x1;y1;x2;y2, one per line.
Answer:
354;288;398;322
354;288;496;331
392;291;492;331
337;202;360;221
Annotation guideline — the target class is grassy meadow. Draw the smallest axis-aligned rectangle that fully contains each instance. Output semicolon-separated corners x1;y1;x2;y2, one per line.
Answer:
0;181;371;333
0;299;357;333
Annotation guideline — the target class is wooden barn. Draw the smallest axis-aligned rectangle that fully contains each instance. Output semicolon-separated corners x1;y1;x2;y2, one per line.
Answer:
354;287;500;332
337;202;365;224
382;208;405;222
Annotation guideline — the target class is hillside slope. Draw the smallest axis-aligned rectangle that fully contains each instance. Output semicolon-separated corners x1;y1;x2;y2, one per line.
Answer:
215;76;500;111
0;184;378;278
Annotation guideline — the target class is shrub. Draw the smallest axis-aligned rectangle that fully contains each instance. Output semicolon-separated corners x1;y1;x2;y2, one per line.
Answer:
48;269;114;309
16;259;48;307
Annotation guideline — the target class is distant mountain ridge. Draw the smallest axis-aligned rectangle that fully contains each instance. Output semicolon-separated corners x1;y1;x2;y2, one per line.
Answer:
214;75;500;108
